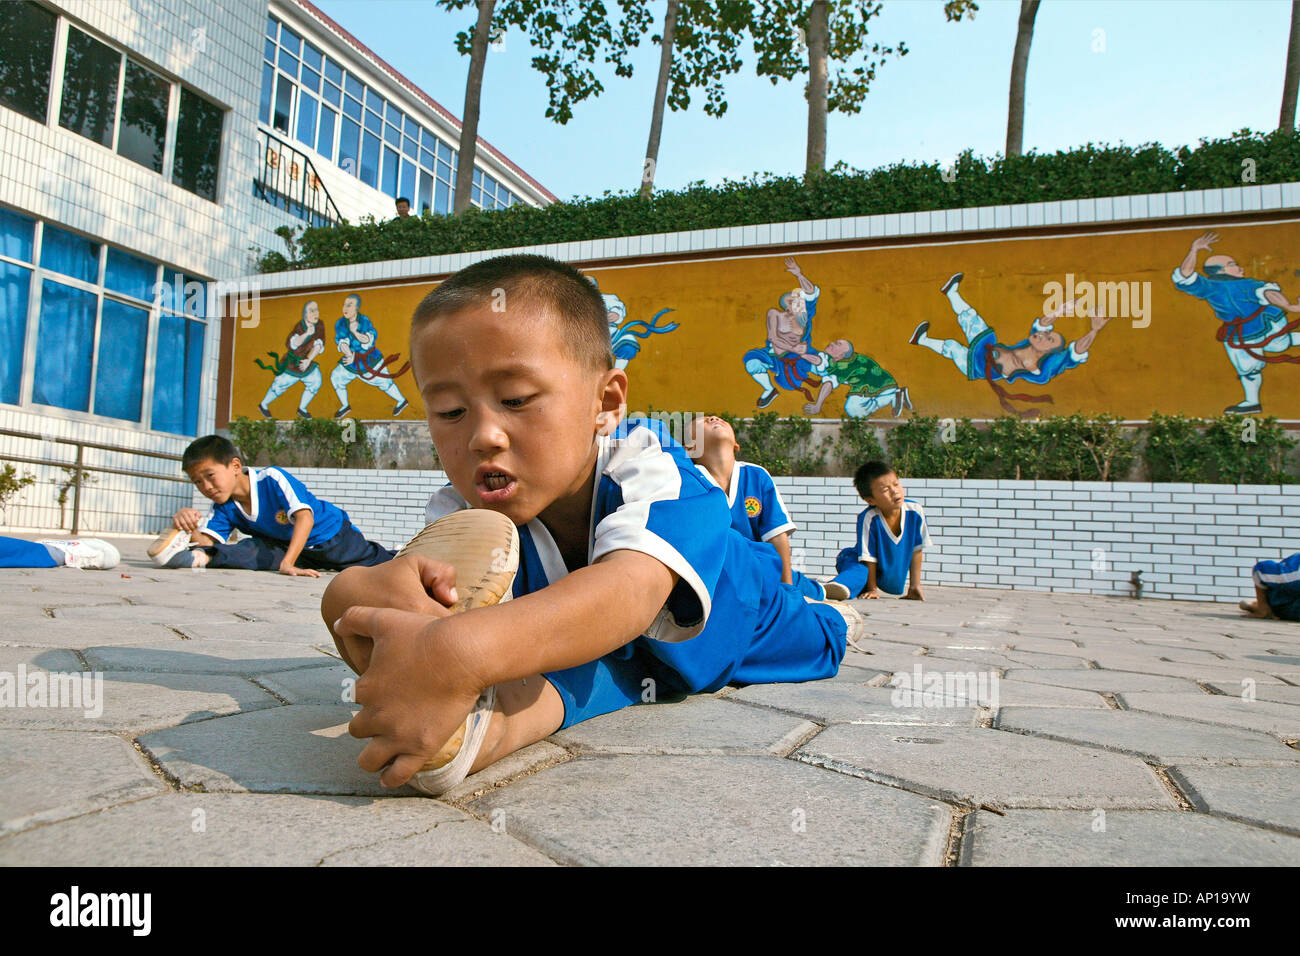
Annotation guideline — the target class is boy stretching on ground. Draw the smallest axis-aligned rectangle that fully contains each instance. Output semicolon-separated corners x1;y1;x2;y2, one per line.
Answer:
824;460;931;601
149;435;394;575
687;414;827;600
1240;551;1300;621
322;255;857;796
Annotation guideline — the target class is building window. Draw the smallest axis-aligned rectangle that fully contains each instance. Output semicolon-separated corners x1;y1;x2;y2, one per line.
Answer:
1;207;207;434
0;0;57;122
173;87;223;201
117;60;170;172
59;26;120;147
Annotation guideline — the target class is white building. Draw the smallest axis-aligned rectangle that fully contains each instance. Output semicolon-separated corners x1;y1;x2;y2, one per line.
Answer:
0;0;553;534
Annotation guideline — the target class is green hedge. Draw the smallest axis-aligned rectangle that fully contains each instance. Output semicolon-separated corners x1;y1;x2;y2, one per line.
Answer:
719;412;1297;483
259;129;1300;273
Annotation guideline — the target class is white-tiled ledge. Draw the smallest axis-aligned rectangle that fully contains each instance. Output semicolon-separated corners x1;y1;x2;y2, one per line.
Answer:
235;181;1300;291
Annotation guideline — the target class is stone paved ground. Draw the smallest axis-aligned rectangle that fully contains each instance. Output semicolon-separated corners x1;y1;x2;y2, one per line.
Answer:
2;537;1299;866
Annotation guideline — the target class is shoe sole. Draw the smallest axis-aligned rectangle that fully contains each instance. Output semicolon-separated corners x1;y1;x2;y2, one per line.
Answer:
940;272;963;295
148;528;190;565
823;582;852;601
393;509;519;793
909;322;929;345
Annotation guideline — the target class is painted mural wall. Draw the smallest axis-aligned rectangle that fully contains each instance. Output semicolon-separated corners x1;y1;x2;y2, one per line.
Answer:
228;220;1300;423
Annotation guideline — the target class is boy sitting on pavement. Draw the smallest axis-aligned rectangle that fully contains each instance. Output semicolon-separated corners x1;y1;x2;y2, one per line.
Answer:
823;460;931;601
148;435;394;575
1240;551;1300;621
321;254;858;796
687;414;828;600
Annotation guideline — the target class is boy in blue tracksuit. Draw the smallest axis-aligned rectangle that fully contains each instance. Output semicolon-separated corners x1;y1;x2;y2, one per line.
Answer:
825;460;931;601
321;254;854;794
687;414;826;600
1241;551;1300;621
150;435;393;575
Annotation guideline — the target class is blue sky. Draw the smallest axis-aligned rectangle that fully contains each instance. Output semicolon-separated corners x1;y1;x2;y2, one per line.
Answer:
315;0;1290;201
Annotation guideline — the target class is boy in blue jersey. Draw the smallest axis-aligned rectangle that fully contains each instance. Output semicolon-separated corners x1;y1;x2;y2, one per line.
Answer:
687;414;826;600
149;435;394;575
321;254;853;795
1240;551;1300;621
824;460;931;601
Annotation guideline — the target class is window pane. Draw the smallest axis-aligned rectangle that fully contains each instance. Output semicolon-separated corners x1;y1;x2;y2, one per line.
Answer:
258;63;275;125
0;1;57;122
301;42;322;72
365;87;385;113
436;140;451;163
323;57;343;86
381;146;399;197
264;38;276;63
0;207;36;262
321;80;340;107
164;270;205;318
363;108;380;134
342;93;360;120
152;314;203;434
273;72;293;133
296;91;317;148
434;178;449;214
338;116;360;176
104;247;154;300
417;169;433;215
173;87;223;202
359;131;379;187
386;102;404;127
117;59;169;172
316;105;336;159
0;261;32;404
40;225;99;283
437;159;451;183
344;73;362;101
403;116;419;139
59;27;121;147
383;121;399;146
266;14;277;39
420;128;436;152
277;45;298;73
419;147;433;169
279;24;301;57
399;159;415;203
94;299;147;421
33;279;95;412
403;134;417;158
300;66;320;94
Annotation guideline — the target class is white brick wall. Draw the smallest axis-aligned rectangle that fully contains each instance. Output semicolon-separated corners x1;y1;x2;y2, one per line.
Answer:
167;470;1300;604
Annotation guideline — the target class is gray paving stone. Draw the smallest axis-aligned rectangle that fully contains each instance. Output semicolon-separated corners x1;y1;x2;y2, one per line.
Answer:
470;754;951;865
996;707;1300;764
82;640;337;675
0;792;549;866
0;620;182;648
50;604;247;625
730;681;982;726
1116;692;1300;738
552;696;817;755
254;662;356;705
0;645;84;674
139;704;394;796
0;671;280;733
960;809;1300;866
795;724;1173;809
1205;682;1300;705
1167;766;1300;835
1003;668;1201;693
175;620;333;644
1083;651;1289;684
439;741;570;803
0;729;165;834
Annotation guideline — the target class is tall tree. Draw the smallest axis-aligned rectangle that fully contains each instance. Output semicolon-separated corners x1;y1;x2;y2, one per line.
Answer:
1005;0;1040;157
1282;0;1300;128
450;0;496;215
641;1;679;198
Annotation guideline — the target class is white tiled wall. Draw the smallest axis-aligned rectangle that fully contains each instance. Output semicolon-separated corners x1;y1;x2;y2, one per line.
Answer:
174;469;1298;604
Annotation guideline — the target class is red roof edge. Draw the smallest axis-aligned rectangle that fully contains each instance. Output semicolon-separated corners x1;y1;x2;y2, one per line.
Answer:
292;0;559;203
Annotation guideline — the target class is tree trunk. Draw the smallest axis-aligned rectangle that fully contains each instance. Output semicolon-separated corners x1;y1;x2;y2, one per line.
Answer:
1282;0;1300;128
805;0;829;178
1005;0;1039;157
640;0;679;199
454;0;495;215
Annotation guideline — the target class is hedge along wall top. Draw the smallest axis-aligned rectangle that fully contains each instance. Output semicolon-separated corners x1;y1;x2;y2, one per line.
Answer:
220;178;1300;430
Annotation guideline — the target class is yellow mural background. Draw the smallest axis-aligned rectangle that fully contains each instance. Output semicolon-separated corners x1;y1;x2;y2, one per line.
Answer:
231;221;1300;421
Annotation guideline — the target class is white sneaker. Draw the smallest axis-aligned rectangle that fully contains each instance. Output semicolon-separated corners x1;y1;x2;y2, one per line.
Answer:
824;600;866;651
823;581;852;601
395;509;519;796
38;538;121;570
148;527;192;567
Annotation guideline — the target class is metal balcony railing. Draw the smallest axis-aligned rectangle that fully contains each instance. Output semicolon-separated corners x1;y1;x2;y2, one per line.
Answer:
253;128;341;228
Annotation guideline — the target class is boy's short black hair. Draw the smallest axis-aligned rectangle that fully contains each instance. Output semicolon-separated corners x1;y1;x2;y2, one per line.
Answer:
853;460;896;500
182;435;239;470
396;197;411;205
411;254;613;372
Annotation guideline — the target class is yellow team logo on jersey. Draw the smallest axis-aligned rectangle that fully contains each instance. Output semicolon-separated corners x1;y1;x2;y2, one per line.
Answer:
744;496;762;518
275;509;290;525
